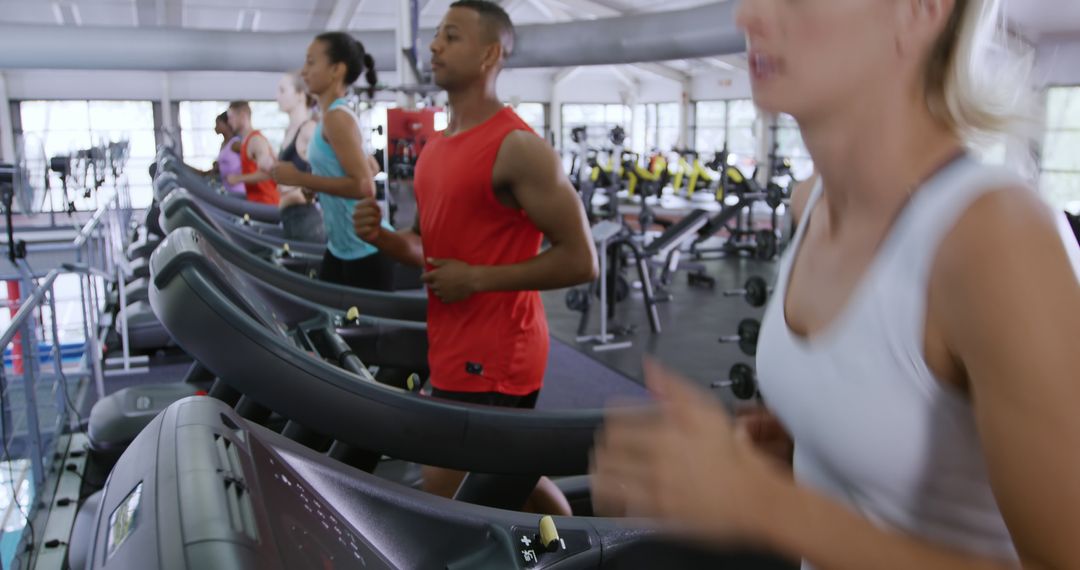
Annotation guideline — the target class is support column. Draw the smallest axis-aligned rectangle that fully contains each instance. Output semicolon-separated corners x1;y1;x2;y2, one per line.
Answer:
396;0;422;109
679;78;692;149
756;111;778;186
0;72;14;162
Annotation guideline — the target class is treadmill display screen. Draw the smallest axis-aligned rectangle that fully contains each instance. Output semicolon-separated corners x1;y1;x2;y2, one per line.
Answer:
250;438;397;569
106;482;143;559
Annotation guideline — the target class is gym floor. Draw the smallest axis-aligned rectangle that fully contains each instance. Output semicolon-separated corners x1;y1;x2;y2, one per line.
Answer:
542;253;780;410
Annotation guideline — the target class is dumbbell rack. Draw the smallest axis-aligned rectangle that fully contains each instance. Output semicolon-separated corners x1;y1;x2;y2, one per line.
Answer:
576;221;633;352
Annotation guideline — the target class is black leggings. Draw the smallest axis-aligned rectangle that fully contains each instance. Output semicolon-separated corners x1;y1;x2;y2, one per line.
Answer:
318;250;396;291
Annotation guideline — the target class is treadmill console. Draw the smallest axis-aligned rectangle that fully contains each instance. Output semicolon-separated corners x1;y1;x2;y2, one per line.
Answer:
249;436;395;569
105;482;143;560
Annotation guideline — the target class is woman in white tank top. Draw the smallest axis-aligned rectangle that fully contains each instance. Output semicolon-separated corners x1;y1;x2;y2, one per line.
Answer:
590;1;1080;568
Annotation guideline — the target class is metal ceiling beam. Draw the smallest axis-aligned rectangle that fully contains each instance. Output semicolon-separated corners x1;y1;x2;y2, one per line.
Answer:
131;0;180;27
547;0;620;18
631;62;690;83
553;66;582;87
701;57;739;72
164;0;181;27
498;0;527;12
308;0;338;29
0;3;743;71
133;0;157;27
609;65;638;91
236;9;260;32
321;0;367;30
51;2;82;26
571;0;636;14
521;0;569;21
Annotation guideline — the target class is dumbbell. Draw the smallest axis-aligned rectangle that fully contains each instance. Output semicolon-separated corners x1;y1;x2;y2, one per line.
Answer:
719;318;760;357
721;276;772;308
711;363;758;400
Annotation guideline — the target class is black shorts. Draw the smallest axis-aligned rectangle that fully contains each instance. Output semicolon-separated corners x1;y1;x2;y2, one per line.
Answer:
319;250;396;291
429;387;539;410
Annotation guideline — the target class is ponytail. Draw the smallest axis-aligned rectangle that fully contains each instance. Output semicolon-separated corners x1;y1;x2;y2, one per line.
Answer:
362;52;378;100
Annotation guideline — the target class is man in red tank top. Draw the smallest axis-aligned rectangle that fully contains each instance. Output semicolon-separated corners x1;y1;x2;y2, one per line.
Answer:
353;1;597;513
225;101;281;205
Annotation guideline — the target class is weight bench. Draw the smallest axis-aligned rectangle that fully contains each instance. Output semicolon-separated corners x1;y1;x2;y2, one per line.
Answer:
642;209;712;285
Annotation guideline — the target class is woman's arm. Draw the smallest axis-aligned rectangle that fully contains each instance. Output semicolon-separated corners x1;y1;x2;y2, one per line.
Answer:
296;120;316;162
928;188;1080;569
592;363;1023;570
274;110;374;199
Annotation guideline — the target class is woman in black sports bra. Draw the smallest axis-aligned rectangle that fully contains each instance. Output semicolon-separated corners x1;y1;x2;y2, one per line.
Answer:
276;72;326;243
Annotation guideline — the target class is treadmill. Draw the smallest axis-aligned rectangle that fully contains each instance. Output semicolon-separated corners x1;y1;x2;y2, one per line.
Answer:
142;227;597;497
84;225;428;489
156;153;284;226
158;189;426;321
77;396;794;569
155;172;326;260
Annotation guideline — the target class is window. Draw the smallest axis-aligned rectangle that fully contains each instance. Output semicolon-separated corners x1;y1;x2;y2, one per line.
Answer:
1041;87;1080;212
656;103;681;152
560;104;631;150
512;102;546;140
627;103;681;154
18;100;157;209
776;114;814;180
693;99;759;176
726;99;759;175
694;101;727;155
178;101;289;172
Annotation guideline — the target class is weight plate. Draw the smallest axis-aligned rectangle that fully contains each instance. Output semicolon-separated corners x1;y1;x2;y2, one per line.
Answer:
565;288;591;312
765;184;784;209
755;230;778;261
737;318;761;357
744;276;769;308
728;363;757;400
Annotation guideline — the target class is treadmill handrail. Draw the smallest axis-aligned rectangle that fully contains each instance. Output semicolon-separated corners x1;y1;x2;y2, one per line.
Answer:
149;230;621;475
162;193;427;322
158;157;282;225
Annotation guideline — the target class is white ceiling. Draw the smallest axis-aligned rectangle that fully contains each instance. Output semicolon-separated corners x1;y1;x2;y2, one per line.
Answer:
0;0;1075;78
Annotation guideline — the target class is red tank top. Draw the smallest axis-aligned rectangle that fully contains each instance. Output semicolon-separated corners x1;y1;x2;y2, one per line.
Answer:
414;108;547;395
239;131;280;205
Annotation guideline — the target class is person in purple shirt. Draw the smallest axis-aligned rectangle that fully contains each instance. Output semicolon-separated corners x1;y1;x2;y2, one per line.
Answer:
201;111;245;196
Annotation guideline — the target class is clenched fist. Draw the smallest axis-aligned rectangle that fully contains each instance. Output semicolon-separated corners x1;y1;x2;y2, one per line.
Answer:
353;198;384;243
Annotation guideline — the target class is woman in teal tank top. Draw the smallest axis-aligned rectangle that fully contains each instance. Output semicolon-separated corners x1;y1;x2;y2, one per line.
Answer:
270;31;395;290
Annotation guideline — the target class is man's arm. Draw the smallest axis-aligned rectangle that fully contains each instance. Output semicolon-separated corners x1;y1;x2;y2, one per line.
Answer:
228;135;274;184
354;201;425;268
289;110;375;199
467;131;598;292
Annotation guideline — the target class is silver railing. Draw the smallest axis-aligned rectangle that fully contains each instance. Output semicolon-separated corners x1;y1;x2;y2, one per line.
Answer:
0;177;137;547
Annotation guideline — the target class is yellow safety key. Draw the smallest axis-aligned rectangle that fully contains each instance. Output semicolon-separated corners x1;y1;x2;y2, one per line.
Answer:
539;516;560;551
345;307;360;322
243;214;251;223
282;243;291;254
406;373;420;392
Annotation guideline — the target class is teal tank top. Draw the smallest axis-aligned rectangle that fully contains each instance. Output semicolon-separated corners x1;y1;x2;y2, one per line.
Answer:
308;98;392;260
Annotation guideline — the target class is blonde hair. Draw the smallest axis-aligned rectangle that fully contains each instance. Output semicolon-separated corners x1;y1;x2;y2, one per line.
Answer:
287;71;317;109
924;0;1032;140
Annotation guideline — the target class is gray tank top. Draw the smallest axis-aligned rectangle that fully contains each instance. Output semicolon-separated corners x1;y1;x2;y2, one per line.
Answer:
757;157;1079;567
